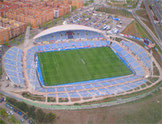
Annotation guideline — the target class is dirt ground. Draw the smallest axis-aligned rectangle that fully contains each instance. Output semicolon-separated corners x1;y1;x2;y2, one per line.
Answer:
122;21;141;38
52;89;162;124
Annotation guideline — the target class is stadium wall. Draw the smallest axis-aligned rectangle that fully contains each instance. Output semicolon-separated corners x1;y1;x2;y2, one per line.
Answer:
36;55;45;86
1;81;160;110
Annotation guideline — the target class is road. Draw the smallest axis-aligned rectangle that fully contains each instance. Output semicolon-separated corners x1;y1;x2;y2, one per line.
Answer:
135;0;143;10
130;0;162;50
132;11;162;49
95;0;162;50
150;0;161;24
143;0;162;50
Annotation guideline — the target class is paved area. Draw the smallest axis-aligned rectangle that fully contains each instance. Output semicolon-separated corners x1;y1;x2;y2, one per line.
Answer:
0;101;28;124
66;10;133;35
143;0;162;50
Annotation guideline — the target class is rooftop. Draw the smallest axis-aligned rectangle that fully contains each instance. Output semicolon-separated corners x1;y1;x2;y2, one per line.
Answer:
34;24;104;39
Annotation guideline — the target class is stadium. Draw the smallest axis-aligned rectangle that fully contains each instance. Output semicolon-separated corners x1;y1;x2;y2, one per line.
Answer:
2;24;161;105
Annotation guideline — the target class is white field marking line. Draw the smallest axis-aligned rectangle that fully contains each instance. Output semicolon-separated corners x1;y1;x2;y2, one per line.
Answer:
40;55;48;86
81;58;86;64
77;50;92;78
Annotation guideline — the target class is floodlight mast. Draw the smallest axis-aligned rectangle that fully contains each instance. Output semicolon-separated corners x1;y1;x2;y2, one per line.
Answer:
150;49;154;77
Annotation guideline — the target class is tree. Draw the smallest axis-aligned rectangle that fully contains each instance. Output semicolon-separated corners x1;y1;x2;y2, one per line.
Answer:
71;6;76;11
4;42;9;47
7;98;57;123
45;113;56;122
8;115;21;124
36;109;45;122
9;115;16;123
0;119;6;124
89;0;94;3
0;108;8;118
18;102;28;112
35;109;56;123
28;106;36;119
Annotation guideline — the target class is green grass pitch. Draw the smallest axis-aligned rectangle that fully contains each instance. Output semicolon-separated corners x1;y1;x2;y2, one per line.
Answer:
37;47;132;86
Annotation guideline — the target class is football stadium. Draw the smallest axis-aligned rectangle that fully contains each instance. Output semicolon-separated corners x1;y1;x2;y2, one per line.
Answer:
2;24;161;105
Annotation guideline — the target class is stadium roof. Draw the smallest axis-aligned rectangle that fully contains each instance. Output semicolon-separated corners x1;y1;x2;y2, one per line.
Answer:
33;24;104;39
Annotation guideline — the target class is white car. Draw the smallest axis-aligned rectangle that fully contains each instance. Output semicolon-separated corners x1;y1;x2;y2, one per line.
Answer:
21;119;24;122
7;111;10;115
10;110;14;115
116;25;122;28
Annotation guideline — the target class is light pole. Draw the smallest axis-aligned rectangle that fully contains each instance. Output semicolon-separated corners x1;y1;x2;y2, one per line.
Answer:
150;49;153;77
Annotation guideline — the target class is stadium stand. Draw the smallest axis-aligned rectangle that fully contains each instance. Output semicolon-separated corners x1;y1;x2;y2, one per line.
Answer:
23;40;149;100
4;47;25;87
35;30;105;43
121;40;151;69
3;37;150;100
111;42;145;76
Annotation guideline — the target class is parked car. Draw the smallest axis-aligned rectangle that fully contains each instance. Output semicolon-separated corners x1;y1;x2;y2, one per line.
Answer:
0;97;4;102
5;103;10;108
28;120;34;124
23;115;28;120
21;119;24;122
13;108;17;113
18;111;22;116
9;105;13;110
7;111;11;115
10;110;14;115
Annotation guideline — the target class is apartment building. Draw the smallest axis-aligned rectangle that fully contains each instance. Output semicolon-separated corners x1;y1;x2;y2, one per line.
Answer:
0;17;26;44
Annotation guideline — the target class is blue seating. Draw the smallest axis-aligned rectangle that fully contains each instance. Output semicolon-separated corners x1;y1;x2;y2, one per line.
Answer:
84;84;93;89
39;88;46;92
22;40;149;99
58;93;68;98
92;83;102;88
4;47;25;87
121;40;151;68
35;30;105;43
68;92;80;98
79;91;92;98
88;89;101;97
74;85;84;90
66;87;75;91
57;87;65;92
48;94;56;97
47;88;55;92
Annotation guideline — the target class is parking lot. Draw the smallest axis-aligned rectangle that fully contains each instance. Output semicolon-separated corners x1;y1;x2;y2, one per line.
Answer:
66;9;133;35
0;99;34;124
